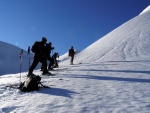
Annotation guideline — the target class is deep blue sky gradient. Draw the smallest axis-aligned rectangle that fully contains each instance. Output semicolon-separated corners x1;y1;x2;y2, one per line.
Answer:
0;0;150;55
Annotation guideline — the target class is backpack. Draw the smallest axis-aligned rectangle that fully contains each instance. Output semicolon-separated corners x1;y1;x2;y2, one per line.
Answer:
31;41;40;53
19;76;41;92
69;49;75;57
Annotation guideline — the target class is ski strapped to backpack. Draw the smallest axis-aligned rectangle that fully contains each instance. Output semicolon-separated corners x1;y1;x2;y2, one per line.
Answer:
18;75;50;92
5;76;50;92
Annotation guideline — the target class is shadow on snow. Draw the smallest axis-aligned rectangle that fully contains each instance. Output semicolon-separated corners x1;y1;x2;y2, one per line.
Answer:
87;69;150;74
64;73;150;83
40;87;78;98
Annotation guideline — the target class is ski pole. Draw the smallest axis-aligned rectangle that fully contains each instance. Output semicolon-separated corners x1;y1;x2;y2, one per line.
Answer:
20;49;23;83
74;54;82;64
27;46;30;69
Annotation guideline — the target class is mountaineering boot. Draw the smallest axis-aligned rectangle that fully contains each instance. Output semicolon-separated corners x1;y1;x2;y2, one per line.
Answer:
42;71;52;75
48;68;54;71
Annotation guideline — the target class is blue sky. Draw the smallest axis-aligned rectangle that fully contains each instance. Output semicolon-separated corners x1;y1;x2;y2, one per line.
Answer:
0;0;150;55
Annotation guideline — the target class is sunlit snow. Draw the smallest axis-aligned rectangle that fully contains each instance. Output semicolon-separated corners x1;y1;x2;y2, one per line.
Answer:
0;6;150;113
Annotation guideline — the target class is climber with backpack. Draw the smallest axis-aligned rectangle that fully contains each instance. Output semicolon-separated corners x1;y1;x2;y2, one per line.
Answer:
69;46;75;65
27;37;52;77
41;42;54;71
51;52;59;68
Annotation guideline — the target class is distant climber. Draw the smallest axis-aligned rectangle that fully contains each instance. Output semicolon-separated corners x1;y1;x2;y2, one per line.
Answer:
68;46;75;65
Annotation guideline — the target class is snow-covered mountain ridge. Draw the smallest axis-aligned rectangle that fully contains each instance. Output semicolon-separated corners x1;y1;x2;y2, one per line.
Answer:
67;7;150;64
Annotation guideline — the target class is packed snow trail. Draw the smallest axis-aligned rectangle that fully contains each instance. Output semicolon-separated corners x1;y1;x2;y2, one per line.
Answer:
1;60;150;113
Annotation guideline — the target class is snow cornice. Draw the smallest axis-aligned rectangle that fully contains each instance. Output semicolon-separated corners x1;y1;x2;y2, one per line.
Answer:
139;5;150;15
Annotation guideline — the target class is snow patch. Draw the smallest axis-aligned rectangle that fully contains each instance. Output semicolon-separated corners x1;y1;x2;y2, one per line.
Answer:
139;5;150;15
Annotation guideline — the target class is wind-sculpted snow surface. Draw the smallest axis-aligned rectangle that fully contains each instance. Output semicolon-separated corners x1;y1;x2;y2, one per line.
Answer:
70;7;150;64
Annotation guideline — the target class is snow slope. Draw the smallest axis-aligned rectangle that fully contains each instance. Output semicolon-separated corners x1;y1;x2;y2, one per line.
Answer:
62;5;150;64
0;41;42;75
0;6;150;113
0;41;30;75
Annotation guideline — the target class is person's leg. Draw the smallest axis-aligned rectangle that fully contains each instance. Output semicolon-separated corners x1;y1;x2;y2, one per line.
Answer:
55;60;59;67
40;64;44;71
71;56;74;65
28;57;39;74
49;58;54;68
49;57;54;69
40;58;52;74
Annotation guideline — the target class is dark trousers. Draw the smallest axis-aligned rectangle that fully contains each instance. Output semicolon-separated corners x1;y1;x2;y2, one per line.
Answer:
53;58;59;68
48;57;54;69
41;56;53;70
29;56;48;74
70;55;74;64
